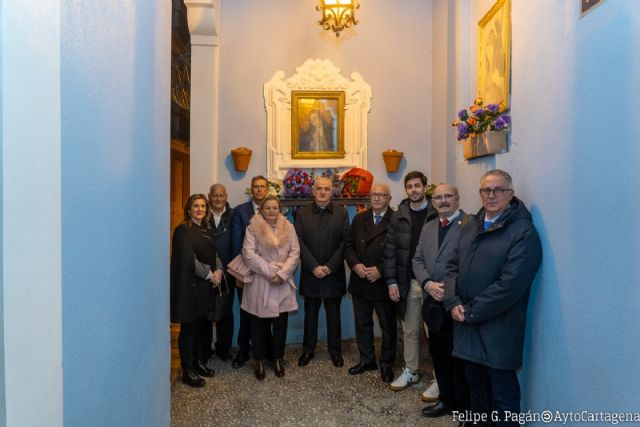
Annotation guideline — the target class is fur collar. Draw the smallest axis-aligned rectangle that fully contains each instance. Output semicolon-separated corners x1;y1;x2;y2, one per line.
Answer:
248;213;291;249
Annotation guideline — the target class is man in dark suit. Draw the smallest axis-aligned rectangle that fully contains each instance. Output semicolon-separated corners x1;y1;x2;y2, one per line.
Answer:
230;175;269;368
413;183;470;418
383;171;438;391
444;170;542;426
345;182;397;383
295;177;350;367
208;183;235;362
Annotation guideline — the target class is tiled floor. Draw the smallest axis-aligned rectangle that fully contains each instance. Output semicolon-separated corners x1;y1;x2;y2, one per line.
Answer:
171;339;457;427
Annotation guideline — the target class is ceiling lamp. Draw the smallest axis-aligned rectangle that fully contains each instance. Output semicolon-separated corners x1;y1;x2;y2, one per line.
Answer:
317;0;359;37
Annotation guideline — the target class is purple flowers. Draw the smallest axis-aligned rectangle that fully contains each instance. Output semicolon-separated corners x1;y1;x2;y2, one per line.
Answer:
486;104;499;113
458;109;469;120
452;98;511;140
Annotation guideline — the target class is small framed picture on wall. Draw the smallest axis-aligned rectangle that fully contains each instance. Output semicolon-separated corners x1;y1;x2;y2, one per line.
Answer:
291;91;345;159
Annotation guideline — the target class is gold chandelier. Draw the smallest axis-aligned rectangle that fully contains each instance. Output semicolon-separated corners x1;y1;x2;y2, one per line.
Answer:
317;0;359;37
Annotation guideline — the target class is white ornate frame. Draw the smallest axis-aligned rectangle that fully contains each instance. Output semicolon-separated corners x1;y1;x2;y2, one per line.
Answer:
264;59;372;179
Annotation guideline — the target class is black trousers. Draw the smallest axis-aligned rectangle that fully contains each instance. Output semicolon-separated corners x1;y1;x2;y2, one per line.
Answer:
302;296;342;356
235;285;252;354
463;361;520;427
250;312;289;361
178;318;210;371
215;314;234;355
428;318;469;410
352;295;396;367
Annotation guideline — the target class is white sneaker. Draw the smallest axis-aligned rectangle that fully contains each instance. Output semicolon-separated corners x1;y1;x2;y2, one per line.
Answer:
421;379;440;402
389;367;419;391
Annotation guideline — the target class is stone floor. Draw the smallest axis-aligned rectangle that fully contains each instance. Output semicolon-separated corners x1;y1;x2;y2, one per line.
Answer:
171;339;458;427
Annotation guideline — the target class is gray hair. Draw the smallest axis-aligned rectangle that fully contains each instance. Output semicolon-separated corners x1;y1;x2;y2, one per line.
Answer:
208;183;227;195
481;169;513;188
434;183;459;196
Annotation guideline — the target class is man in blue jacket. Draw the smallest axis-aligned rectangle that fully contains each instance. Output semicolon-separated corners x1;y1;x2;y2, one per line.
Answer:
444;170;542;426
230;175;269;368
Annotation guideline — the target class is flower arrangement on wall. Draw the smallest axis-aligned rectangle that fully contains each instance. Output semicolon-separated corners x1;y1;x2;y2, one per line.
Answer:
451;97;511;141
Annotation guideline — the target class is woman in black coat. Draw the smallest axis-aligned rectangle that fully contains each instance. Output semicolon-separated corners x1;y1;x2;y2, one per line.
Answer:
171;194;223;388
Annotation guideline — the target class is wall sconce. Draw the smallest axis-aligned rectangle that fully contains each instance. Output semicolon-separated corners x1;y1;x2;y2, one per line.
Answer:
317;0;359;37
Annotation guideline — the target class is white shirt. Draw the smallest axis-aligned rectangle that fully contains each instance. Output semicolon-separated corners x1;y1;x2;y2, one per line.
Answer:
212;206;226;228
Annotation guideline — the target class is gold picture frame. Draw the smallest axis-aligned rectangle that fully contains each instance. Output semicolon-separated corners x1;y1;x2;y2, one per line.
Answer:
478;0;511;108
291;91;345;159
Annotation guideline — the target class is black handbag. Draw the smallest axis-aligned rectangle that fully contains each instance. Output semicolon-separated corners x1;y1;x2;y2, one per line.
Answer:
212;273;234;322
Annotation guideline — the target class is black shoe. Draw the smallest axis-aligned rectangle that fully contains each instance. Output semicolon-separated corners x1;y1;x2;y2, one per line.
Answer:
297;352;314;366
421;401;452;418
193;360;215;377
348;362;378;375
274;358;285;378
215;350;232;362
254;361;265;380
181;370;205;388
330;354;344;367
380;366;394;383
232;352;250;369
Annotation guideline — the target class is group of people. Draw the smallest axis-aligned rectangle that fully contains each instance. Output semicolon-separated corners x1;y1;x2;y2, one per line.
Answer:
170;169;541;426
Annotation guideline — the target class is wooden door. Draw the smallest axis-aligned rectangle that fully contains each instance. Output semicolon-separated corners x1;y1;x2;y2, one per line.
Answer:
170;139;189;382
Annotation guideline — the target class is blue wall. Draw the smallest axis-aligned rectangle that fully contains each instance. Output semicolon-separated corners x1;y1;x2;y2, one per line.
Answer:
60;2;170;425
435;0;640;420
0;4;5;423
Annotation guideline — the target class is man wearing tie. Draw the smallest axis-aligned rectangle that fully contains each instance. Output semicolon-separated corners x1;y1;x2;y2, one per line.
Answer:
230;175;269;368
444;170;542;426
413;183;470;418
345;182;397;383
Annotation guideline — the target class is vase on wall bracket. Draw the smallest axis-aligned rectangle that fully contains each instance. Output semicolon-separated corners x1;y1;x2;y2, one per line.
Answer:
463;130;508;160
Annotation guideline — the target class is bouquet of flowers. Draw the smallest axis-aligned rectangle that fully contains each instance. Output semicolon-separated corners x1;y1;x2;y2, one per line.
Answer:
283;168;314;197
452;98;511;141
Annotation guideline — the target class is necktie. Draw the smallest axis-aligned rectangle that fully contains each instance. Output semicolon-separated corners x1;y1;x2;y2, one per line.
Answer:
483;220;492;230
374;214;382;225
440;218;449;228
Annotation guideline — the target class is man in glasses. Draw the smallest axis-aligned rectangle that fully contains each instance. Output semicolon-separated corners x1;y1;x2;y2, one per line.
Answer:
230;175;270;368
413;183;470;418
295;177;350;368
345;183;397;383
383;171;438;391
207;184;235;362
444;169;542;426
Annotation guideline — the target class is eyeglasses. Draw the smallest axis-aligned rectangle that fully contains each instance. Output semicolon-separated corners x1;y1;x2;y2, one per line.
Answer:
479;187;513;196
432;194;456;202
370;193;390;199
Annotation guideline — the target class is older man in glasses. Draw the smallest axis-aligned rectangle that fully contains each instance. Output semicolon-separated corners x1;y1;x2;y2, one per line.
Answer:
345;183;397;383
444;170;542;426
413;183;471;418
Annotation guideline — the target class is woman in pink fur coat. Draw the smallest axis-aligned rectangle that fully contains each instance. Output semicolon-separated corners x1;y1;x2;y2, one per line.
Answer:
241;195;300;380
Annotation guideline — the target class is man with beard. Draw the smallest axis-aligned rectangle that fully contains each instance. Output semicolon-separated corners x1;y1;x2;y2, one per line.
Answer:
444;170;542;426
230;175;269;368
413;183;470;418
384;171;437;391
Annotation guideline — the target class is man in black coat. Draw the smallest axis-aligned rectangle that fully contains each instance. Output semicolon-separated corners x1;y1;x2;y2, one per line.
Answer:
383;171;437;391
345;182;397;383
229;175;269;368
295;177;350;367
444;170;542;426
208;183;235;362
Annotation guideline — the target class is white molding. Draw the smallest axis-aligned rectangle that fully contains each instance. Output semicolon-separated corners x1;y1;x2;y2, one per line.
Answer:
264;59;372;179
185;0;220;192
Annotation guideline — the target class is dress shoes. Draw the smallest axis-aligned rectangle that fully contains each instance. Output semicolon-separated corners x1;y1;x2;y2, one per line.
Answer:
254;361;266;380
348;362;378;375
181;370;205;388
297;352;314;366
193;361;215;378
380;366;394;383
421;401;452;418
232;351;250;369
274;358;285;378
330;354;344;367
